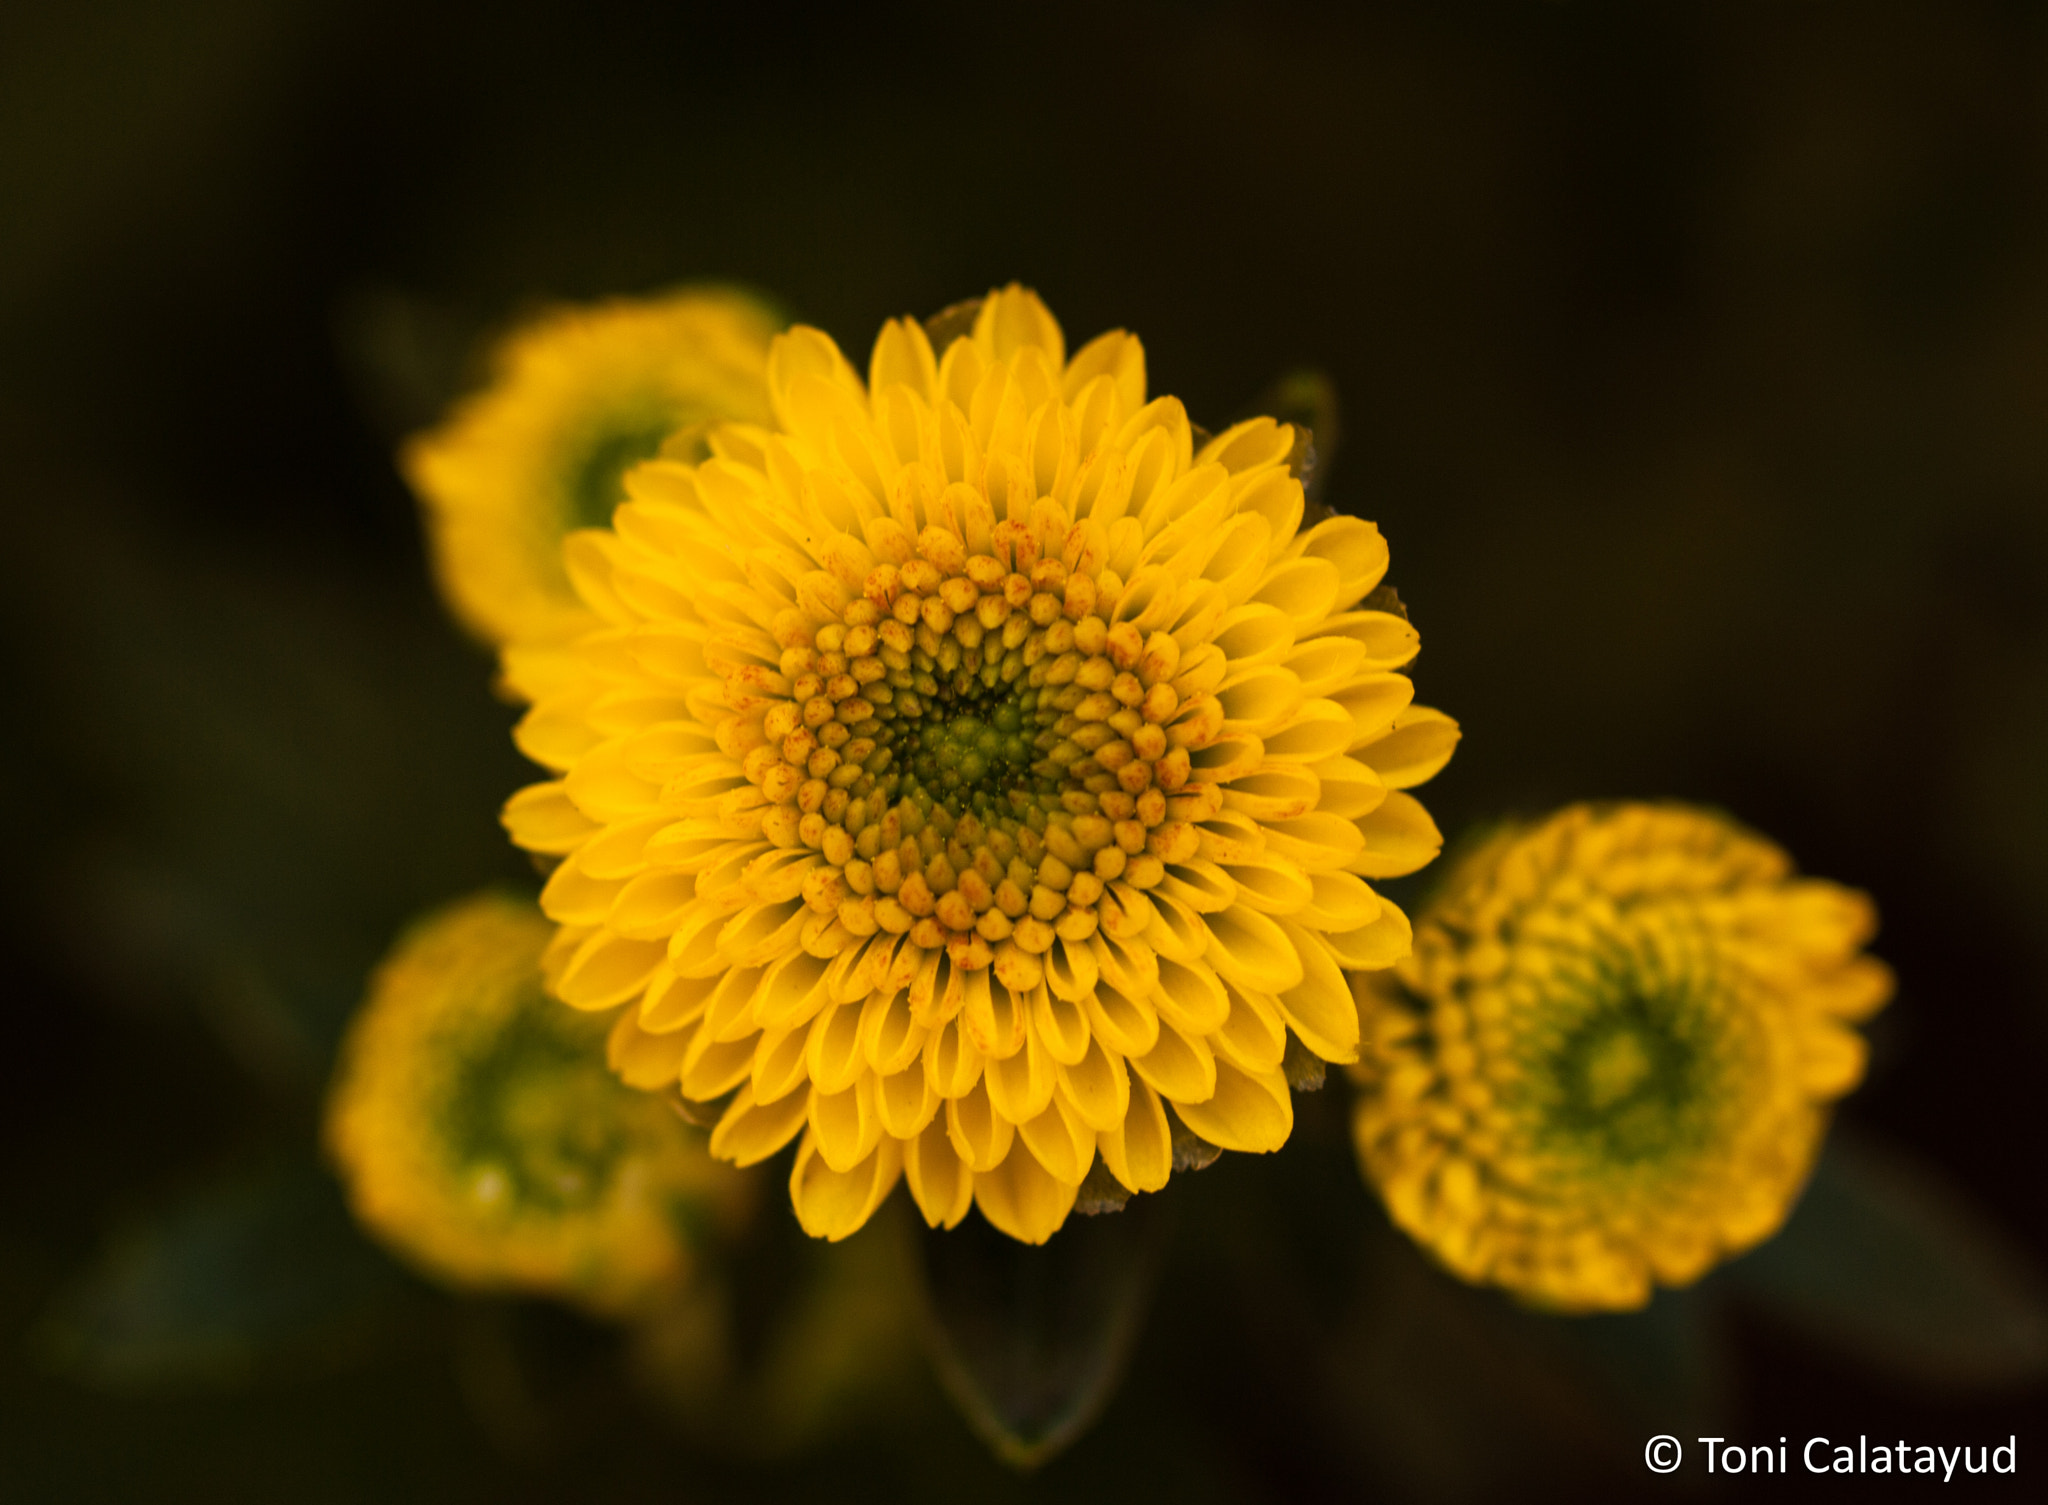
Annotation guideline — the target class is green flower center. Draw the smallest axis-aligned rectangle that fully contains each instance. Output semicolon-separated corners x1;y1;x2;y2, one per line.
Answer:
1516;954;1732;1171
564;408;677;530
890;693;1053;819
438;993;632;1215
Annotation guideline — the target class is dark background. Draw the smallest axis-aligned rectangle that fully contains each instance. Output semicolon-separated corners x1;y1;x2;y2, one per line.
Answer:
3;1;2045;1499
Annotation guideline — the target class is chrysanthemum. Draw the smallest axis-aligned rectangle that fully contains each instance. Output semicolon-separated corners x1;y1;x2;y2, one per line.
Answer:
325;892;749;1315
402;288;780;659
1349;803;1893;1312
503;285;1459;1244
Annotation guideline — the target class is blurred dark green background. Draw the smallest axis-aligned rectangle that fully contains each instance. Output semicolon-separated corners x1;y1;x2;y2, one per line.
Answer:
4;1;2046;1500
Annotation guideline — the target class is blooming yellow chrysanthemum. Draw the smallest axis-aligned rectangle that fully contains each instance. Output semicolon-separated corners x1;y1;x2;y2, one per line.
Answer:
402;288;780;659
325;891;749;1315
503;285;1459;1244
1349;802;1894;1312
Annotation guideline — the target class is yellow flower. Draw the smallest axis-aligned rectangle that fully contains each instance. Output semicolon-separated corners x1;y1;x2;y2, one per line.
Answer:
402;288;780;660
325;892;748;1315
503;285;1459;1244
1349;803;1894;1312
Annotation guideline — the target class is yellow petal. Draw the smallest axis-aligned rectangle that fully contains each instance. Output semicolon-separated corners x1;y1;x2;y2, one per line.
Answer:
540;857;624;929
1288;516;1389;610
806;999;867;1095
1056;1036;1130;1134
868;316;939;405
1201;905;1304;995
1250;556;1340;628
971;1136;1079;1245
640;967;718;1032
1797;1021;1868;1096
945;1078;1015;1173
1016;1092;1093;1187
972;283;1066;370
903;1120;973;1229
701;964;766;1043
923;1013;984;1100
1259;699;1353;764
1196;416;1294;475
753;949;833;1031
1030;986;1093;1067
875;1058;940;1140
556;929;666;1010
859;987;928;1076
1043;936;1100;1003
788;1129;901;1242
1272;922;1359;1063
711;1082;811;1166
1211;981;1287;1075
808;1074;881;1173
502;780;598;854
606;1009;690;1089
1172;1059;1292;1154
1216;665;1306;738
964;974;1028;1059
1060;328;1145;416
1129;1015;1217;1105
1330;673;1415;748
1306;609;1419;671
681;1021;758;1100
750;1023;812;1103
1327;900;1412;970
1347;791;1444;879
1215;854;1314;916
1080;979;1161;1059
767;326;864;436
1097;1078;1171;1194
984;1023;1056;1126
1355;706;1461;790
1151;954;1231;1036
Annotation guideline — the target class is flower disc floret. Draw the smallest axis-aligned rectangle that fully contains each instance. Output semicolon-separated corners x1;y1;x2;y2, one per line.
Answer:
1348;803;1894;1311
504;286;1460;1243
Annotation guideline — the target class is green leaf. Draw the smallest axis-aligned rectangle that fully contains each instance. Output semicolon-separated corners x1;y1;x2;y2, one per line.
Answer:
35;1154;417;1390
911;1196;1166;1470
1724;1131;2048;1388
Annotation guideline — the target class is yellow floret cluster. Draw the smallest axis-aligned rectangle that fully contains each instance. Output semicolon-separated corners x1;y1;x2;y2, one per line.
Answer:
1349;803;1893;1311
503;285;1460;1243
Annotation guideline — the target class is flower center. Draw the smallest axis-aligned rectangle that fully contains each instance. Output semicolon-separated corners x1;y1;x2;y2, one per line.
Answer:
895;698;1045;810
565;407;676;529
737;518;1221;981
441;997;629;1215
1535;984;1719;1168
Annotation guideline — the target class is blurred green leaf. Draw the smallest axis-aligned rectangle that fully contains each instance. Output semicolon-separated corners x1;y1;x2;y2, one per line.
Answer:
35;1154;417;1390
912;1199;1164;1470
1725;1131;2048;1388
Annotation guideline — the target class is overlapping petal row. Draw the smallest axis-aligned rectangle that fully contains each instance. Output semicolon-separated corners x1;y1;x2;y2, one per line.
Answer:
325;892;748;1315
403;287;780;663
1349;802;1893;1311
504;286;1459;1244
